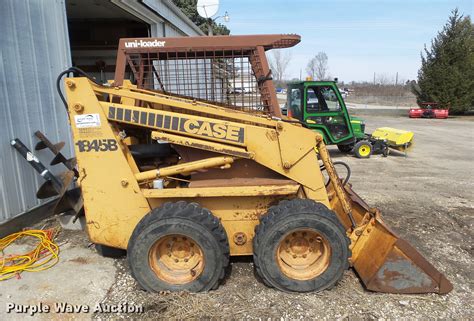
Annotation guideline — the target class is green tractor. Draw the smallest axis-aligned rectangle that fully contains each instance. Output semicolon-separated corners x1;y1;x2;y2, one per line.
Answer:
284;81;414;158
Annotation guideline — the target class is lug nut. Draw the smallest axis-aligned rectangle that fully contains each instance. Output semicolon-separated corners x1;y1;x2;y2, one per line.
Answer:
174;259;179;263
184;258;189;262
293;254;297;259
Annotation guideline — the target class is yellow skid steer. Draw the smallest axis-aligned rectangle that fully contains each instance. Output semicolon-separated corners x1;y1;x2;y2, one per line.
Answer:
47;34;450;293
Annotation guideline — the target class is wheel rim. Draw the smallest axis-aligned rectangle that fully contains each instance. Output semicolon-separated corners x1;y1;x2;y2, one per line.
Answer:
358;144;371;157
148;234;204;285
276;229;331;281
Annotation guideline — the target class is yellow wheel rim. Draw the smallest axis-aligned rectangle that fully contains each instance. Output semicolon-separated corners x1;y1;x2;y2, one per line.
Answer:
148;234;204;284
276;229;331;281
358;144;371;157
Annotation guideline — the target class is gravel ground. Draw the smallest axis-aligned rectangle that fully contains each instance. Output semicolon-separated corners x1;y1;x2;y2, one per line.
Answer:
5;115;473;319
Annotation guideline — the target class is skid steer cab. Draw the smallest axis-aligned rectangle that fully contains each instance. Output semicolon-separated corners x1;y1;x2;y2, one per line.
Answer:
286;81;414;158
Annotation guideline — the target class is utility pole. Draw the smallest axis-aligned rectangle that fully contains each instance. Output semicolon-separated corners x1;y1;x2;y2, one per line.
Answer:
395;72;398;86
208;20;213;36
205;12;229;36
299;69;302;81
373;72;376;85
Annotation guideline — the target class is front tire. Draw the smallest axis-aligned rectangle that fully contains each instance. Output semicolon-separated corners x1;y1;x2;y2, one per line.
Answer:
253;199;350;292
127;201;229;292
354;140;373;158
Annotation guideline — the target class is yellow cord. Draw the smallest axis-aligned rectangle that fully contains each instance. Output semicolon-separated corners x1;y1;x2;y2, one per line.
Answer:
0;229;60;281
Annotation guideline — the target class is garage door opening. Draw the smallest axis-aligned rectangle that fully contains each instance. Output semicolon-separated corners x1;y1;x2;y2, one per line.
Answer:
66;0;149;82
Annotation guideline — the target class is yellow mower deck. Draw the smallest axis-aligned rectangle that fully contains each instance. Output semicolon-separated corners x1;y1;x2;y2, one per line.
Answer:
372;127;415;153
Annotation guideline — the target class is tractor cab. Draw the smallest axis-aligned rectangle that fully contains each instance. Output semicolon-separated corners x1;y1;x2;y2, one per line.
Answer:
286;81;364;147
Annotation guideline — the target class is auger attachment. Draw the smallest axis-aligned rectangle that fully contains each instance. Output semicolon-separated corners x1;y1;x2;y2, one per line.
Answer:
34;130;79;177
11;135;82;219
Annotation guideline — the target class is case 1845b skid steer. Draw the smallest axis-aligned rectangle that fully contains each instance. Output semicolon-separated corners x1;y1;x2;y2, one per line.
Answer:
41;34;451;294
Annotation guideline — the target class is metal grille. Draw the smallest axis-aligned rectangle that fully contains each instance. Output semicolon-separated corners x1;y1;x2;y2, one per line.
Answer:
125;50;267;113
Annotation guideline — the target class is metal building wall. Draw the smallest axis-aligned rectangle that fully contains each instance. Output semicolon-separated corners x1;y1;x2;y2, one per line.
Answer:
0;0;72;222
143;0;204;37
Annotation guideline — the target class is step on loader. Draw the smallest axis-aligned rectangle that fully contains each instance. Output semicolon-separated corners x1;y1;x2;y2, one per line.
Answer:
45;34;450;294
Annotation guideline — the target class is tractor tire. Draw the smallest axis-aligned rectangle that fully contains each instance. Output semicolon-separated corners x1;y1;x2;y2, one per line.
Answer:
127;201;229;292
253;199;350;292
337;143;354;153
353;140;373;158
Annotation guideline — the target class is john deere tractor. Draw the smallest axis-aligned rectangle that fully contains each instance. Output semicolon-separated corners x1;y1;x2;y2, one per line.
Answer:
286;81;413;158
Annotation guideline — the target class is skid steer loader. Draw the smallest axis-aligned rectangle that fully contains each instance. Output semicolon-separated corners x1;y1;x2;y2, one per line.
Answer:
42;34;451;294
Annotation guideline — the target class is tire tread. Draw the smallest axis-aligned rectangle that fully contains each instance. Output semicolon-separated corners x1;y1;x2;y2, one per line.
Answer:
253;199;351;292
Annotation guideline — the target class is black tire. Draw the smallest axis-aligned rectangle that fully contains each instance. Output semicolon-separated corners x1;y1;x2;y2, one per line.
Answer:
353;140;373;158
337;143;354;153
253;199;350;292
127;201;229;292
95;244;126;258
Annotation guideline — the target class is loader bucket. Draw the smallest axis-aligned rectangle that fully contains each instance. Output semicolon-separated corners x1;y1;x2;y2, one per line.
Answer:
371;127;414;153
345;185;452;294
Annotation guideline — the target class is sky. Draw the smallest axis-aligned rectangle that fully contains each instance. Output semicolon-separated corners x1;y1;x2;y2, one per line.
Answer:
215;0;473;83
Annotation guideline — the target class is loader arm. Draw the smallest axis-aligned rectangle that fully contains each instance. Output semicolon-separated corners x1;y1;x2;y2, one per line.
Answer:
64;76;451;294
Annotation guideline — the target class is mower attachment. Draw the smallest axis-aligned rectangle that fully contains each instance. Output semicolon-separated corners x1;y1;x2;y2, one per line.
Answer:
371;127;414;153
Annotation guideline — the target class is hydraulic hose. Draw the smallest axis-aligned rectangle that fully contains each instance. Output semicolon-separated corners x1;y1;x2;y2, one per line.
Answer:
56;67;105;111
320;161;351;186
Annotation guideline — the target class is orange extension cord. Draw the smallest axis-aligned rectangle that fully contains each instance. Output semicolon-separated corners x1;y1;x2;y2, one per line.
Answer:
0;229;60;281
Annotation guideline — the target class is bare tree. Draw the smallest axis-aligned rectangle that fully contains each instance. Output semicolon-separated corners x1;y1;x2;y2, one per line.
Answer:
306;52;328;80
375;73;394;85
269;50;292;84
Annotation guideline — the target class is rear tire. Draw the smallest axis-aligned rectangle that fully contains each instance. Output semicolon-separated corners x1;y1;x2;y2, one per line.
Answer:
354;140;373;158
253;199;350;292
127;201;229;292
337;143;354;153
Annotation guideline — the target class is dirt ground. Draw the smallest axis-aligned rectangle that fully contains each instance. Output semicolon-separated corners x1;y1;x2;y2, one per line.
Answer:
2;114;473;319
